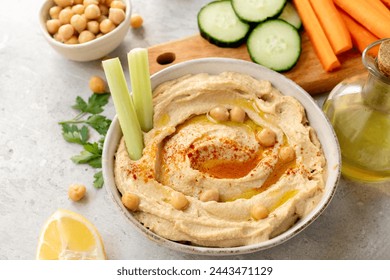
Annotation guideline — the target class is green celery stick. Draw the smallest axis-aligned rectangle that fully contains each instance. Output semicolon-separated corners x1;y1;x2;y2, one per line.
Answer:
102;58;144;160
128;48;153;132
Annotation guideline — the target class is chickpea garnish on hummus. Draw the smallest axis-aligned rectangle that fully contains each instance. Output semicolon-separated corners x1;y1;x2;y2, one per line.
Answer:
113;72;326;248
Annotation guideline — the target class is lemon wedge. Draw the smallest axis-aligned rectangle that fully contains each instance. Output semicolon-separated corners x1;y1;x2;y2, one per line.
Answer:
36;209;106;260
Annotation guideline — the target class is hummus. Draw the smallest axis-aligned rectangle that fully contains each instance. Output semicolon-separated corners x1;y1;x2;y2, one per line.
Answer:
114;72;326;247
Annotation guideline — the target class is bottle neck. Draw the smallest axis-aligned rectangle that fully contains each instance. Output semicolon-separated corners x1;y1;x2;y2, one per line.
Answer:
362;39;390;112
362;72;390;112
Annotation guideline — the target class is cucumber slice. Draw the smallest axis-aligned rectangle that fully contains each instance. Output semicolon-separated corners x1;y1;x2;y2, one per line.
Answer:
247;19;301;72
231;0;287;23
197;0;250;48
278;2;302;29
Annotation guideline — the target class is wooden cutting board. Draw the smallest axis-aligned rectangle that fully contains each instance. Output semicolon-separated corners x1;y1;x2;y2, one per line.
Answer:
148;32;366;95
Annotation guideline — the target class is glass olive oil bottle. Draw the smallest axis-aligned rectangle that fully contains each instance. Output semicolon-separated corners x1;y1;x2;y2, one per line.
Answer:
323;39;390;182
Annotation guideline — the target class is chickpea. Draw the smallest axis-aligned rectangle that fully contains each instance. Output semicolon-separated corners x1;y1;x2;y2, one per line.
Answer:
230;106;246;123
83;0;99;6
279;146;296;163
110;0;125;10
97;15;107;23
71;4;85;14
209;106;229;122
89;76;106;93
49;6;62;19
170;192;189;210
99;4;109;15
58;24;75;41
130;14;143;29
46;19;61;35
109;8;125;25
99;18;115;34
53;32;62;42
257;128;276;147
87;20;100;34
65;35;79;44
105;0;114;6
78;30;95;43
199;189;219;202
121;192;140;211
54;0;73;8
84;4;101;19
58;8;74;24
68;184;86;202
251;204;269;220
70;14;87;33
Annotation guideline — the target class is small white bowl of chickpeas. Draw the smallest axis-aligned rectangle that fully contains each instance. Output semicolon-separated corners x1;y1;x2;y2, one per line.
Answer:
39;0;131;62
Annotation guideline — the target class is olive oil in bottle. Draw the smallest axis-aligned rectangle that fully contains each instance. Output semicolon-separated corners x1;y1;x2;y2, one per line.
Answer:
323;39;390;182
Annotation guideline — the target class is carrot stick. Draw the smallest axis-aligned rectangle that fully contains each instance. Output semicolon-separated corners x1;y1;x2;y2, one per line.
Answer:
333;0;390;38
370;0;390;21
380;0;390;9
309;0;352;54
292;0;340;72
338;8;380;55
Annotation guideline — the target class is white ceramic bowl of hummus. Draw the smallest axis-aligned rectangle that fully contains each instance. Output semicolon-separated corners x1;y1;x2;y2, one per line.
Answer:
103;57;341;255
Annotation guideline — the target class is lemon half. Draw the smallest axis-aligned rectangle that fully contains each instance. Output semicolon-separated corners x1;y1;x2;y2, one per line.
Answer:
36;209;106;260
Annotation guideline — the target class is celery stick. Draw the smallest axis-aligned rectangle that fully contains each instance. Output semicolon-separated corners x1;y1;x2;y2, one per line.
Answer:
102;58;144;160
128;48;153;132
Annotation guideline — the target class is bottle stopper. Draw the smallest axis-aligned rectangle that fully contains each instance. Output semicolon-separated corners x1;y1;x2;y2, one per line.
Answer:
378;39;390;78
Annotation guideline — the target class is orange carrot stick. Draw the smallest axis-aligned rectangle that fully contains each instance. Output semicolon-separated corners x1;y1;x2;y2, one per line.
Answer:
380;0;390;9
292;0;340;72
309;0;352;54
333;0;390;38
370;0;390;21
338;8;380;55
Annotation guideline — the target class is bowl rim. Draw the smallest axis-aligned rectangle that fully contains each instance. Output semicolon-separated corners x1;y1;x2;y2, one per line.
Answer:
103;57;341;256
38;0;131;50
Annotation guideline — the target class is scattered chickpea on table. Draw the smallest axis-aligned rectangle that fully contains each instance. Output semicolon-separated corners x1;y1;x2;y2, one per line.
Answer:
68;183;87;201
130;13;143;29
89;75;107;94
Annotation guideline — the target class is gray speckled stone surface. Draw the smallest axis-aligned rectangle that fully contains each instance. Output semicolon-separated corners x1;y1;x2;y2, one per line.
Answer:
0;0;389;260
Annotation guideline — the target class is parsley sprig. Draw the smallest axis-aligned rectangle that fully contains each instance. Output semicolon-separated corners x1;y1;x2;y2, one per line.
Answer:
59;93;111;188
